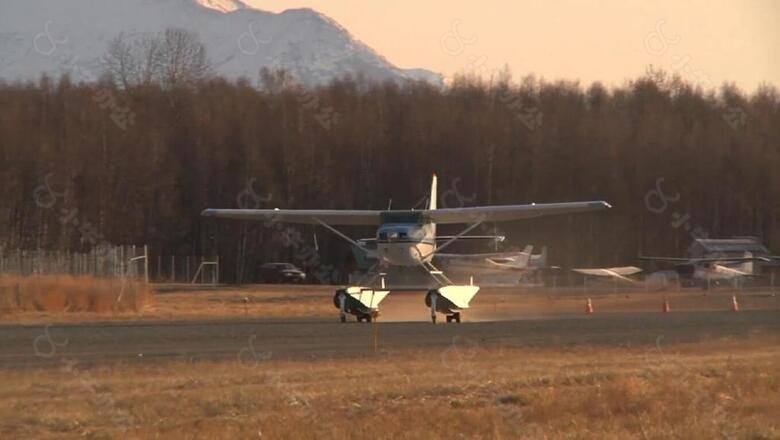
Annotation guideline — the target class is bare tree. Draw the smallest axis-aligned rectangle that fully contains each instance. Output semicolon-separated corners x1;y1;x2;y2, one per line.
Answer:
259;67;297;93
103;32;135;89
158;28;210;88
137;34;163;86
103;28;208;89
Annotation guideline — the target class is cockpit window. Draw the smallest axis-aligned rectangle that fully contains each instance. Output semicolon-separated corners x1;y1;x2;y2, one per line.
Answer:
378;226;423;242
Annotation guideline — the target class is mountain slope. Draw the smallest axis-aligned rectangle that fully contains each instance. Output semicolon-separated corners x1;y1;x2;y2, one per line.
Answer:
0;0;442;86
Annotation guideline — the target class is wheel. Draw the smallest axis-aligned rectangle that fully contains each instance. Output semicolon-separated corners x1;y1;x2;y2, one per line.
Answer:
356;315;363;323
365;315;373;323
454;312;461;323
446;315;453;323
340;315;346;323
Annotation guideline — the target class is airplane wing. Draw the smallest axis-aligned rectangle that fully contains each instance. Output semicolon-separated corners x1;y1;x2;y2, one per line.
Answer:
639;255;772;264
359;235;505;244
202;201;610;226
425;201;611;224
573;266;643;283
573;267;643;276
200;209;382;225
436;235;506;242
435;251;525;259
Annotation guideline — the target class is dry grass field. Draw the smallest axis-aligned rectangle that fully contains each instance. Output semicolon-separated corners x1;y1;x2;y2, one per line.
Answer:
0;282;778;438
0;275;154;318
1;335;777;439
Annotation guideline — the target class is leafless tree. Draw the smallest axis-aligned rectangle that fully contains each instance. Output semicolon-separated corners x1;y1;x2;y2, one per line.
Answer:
259;67;297;92
103;28;208;89
103;32;136;89
157;28;210;88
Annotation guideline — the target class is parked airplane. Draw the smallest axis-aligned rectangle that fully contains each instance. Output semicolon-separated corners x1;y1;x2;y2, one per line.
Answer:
639;252;771;288
202;175;611;322
436;245;535;272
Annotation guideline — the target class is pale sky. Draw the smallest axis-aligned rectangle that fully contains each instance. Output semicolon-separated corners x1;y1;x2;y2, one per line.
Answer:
250;0;779;92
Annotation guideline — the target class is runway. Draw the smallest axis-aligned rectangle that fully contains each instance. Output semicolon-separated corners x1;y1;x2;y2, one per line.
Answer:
3;310;777;368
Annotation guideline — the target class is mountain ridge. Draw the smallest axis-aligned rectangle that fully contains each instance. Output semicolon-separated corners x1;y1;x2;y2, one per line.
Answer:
0;0;442;87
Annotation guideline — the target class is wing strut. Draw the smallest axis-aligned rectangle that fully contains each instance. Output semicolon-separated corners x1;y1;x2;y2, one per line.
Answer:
422;218;486;260
314;218;364;249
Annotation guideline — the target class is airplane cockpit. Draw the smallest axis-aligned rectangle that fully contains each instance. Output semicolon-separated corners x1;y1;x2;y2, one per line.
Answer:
376;224;426;242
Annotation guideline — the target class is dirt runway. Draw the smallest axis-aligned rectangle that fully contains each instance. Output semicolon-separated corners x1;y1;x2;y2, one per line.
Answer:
2;309;777;368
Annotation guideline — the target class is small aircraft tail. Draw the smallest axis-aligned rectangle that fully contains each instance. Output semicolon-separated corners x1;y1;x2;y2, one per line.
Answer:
738;251;755;275
536;246;548;268
429;174;437;211
517;245;533;267
429;174;437;237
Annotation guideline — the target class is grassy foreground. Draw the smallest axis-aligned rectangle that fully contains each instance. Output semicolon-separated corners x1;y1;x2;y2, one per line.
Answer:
0;275;154;316
1;336;777;439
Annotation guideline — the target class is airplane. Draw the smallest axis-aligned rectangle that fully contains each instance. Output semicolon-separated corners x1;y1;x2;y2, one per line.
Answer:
436;245;535;272
202;174;611;323
434;245;554;286
639;252;771;289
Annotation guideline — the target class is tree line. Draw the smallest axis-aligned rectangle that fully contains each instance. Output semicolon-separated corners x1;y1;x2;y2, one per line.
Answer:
0;58;778;282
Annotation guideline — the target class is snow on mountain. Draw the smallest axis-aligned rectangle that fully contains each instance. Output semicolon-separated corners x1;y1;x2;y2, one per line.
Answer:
0;0;442;87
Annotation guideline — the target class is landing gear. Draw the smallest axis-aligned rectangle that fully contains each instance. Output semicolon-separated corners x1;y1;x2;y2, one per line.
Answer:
356;312;378;323
426;289;468;324
334;287;387;324
335;290;348;323
426;290;438;324
445;312;461;323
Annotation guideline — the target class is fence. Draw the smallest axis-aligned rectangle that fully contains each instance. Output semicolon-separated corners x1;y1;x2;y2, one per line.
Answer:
0;245;148;282
0;247;223;285
150;255;219;284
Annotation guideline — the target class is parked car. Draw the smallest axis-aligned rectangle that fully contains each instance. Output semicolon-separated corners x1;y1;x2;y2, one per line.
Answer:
259;263;307;284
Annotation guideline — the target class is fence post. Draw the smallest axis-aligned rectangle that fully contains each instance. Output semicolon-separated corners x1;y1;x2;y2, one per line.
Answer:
144;245;149;284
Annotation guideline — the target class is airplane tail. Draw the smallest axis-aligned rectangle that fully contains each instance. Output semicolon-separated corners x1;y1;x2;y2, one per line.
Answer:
537;246;548;268
739;251;754;275
429;174;437;211
429;174;437;237
517;245;533;267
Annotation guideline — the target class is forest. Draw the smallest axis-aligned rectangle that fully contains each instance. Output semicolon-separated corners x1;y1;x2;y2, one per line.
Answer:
1;60;778;282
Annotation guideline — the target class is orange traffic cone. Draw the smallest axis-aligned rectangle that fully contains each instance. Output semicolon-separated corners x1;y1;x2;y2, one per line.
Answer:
662;298;671;313
730;295;740;312
585;298;594;314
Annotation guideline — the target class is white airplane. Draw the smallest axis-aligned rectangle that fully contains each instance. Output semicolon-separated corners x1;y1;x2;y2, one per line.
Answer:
639;252;771;289
436;245;535;272
202;175;611;323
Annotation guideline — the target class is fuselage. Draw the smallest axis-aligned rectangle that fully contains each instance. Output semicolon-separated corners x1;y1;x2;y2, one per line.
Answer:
376;222;436;266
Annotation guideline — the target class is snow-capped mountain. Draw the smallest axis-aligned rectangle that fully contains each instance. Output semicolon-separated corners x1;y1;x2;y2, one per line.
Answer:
0;0;442;87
